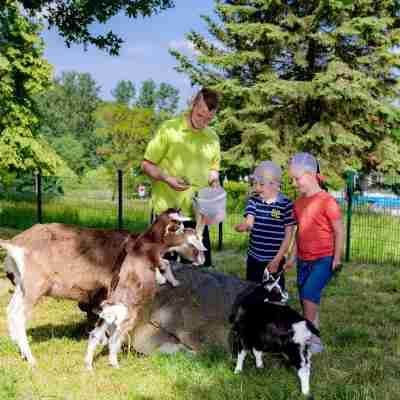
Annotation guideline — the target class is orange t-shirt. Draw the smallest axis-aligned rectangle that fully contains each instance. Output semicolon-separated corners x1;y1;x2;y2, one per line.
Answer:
293;191;342;261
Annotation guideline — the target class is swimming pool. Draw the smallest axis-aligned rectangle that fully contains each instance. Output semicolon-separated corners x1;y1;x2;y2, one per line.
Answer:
352;195;400;208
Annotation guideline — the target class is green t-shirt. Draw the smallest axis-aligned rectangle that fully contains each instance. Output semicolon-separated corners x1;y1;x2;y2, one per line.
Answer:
144;114;220;217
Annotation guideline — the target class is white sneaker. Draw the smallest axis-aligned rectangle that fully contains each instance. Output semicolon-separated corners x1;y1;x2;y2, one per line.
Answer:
308;335;324;354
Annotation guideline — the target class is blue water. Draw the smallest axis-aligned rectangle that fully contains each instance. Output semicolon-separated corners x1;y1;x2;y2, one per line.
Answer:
353;195;400;208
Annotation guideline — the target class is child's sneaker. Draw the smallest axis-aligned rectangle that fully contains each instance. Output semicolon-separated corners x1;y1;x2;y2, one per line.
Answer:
308;335;324;354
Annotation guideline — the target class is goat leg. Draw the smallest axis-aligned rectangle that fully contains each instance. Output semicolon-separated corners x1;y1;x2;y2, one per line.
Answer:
108;329;124;368
234;349;248;374
85;322;108;370
160;258;180;287
252;348;264;369
155;268;167;285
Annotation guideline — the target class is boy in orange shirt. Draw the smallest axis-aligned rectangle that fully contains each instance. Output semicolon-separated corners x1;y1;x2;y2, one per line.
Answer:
287;153;344;353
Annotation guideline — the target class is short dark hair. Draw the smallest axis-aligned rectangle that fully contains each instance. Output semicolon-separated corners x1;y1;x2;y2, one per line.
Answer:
193;88;220;112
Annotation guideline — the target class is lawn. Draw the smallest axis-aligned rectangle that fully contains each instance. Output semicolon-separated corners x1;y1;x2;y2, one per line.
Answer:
0;227;399;399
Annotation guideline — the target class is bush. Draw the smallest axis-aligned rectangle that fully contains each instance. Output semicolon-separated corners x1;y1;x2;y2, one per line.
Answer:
223;181;248;212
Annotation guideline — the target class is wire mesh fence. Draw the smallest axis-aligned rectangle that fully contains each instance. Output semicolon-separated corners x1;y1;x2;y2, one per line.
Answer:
0;171;400;265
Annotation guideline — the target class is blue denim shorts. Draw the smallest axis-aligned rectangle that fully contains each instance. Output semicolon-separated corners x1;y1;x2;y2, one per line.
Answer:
297;256;334;304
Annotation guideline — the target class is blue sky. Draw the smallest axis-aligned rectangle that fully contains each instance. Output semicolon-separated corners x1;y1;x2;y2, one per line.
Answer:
40;1;216;108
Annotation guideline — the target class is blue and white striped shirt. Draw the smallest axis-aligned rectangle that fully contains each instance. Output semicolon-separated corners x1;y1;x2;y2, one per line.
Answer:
245;193;296;262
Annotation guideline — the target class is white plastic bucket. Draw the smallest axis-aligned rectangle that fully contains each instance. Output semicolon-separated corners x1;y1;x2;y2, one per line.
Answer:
193;187;227;225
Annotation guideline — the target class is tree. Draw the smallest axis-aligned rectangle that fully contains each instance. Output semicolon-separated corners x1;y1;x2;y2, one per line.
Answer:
136;79;180;117
137;79;158;109
95;102;156;171
0;1;64;174
171;0;400;184
36;71;102;174
156;82;180;115
19;0;175;55
111;80;136;105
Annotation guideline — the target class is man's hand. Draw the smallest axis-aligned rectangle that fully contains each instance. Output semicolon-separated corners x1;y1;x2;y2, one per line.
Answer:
164;176;190;192
234;223;249;233
208;170;220;188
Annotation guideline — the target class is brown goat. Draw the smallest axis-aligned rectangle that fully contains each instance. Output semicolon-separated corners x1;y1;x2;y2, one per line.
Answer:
0;209;205;365
84;222;206;370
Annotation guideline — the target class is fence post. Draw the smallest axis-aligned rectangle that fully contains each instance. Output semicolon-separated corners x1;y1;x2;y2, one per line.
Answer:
36;172;42;223
345;171;355;262
218;174;224;251
218;222;223;251
118;169;123;230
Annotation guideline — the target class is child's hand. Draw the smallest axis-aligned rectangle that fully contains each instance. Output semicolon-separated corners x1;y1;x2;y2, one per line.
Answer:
284;257;296;270
332;258;342;270
266;258;280;273
234;223;249;233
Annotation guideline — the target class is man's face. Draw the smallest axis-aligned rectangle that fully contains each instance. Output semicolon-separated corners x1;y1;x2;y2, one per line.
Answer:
190;96;216;130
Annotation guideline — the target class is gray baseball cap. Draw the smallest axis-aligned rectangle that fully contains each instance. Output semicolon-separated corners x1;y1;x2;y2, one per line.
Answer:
289;153;319;173
251;161;282;184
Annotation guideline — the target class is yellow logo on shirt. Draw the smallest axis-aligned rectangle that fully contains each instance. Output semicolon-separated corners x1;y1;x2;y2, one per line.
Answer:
271;209;281;219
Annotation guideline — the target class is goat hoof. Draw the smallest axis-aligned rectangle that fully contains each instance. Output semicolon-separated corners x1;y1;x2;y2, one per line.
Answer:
171;280;181;287
109;358;120;368
256;364;264;369
234;369;241;374
25;355;37;366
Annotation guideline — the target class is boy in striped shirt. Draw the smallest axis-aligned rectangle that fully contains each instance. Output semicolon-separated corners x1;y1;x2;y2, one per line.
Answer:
235;161;296;288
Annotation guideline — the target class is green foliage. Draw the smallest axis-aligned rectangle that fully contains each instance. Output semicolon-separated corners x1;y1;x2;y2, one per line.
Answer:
0;1;64;174
19;0;174;55
136;79;179;116
36;71;102;174
171;0;400;183
112;80;136;105
223;181;248;211
95;103;157;172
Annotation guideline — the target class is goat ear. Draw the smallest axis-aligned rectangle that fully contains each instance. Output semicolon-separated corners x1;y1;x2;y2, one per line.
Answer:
168;212;191;222
188;234;207;251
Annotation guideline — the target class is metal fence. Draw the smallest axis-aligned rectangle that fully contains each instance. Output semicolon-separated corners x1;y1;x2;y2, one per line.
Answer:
1;171;400;265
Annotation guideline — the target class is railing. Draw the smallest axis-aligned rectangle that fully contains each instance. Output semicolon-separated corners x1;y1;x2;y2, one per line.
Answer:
1;171;400;265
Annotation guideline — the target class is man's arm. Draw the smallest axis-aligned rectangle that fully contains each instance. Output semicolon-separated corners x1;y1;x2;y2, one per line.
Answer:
141;160;189;192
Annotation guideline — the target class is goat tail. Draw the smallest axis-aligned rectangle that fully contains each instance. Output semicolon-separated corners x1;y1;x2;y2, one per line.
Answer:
0;240;25;291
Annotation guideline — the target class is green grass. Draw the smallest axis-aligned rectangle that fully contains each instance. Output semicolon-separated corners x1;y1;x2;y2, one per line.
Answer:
0;227;399;399
2;194;400;264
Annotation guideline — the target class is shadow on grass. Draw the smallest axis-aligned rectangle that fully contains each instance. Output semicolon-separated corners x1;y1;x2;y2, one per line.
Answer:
27;320;89;342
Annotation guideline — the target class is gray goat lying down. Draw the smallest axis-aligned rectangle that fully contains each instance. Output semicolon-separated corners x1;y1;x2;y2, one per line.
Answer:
229;272;319;399
84;216;206;370
0;208;205;365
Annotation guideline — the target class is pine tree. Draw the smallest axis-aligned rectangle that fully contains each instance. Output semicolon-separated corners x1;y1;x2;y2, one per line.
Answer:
171;0;400;184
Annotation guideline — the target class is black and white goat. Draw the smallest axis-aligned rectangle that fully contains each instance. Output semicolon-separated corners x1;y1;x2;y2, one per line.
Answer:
229;271;319;398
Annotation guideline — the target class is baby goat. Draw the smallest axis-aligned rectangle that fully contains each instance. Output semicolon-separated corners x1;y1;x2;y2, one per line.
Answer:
85;218;206;370
229;275;319;399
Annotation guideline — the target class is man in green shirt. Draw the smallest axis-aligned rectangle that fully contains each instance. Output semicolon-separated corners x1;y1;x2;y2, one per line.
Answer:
141;88;221;267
